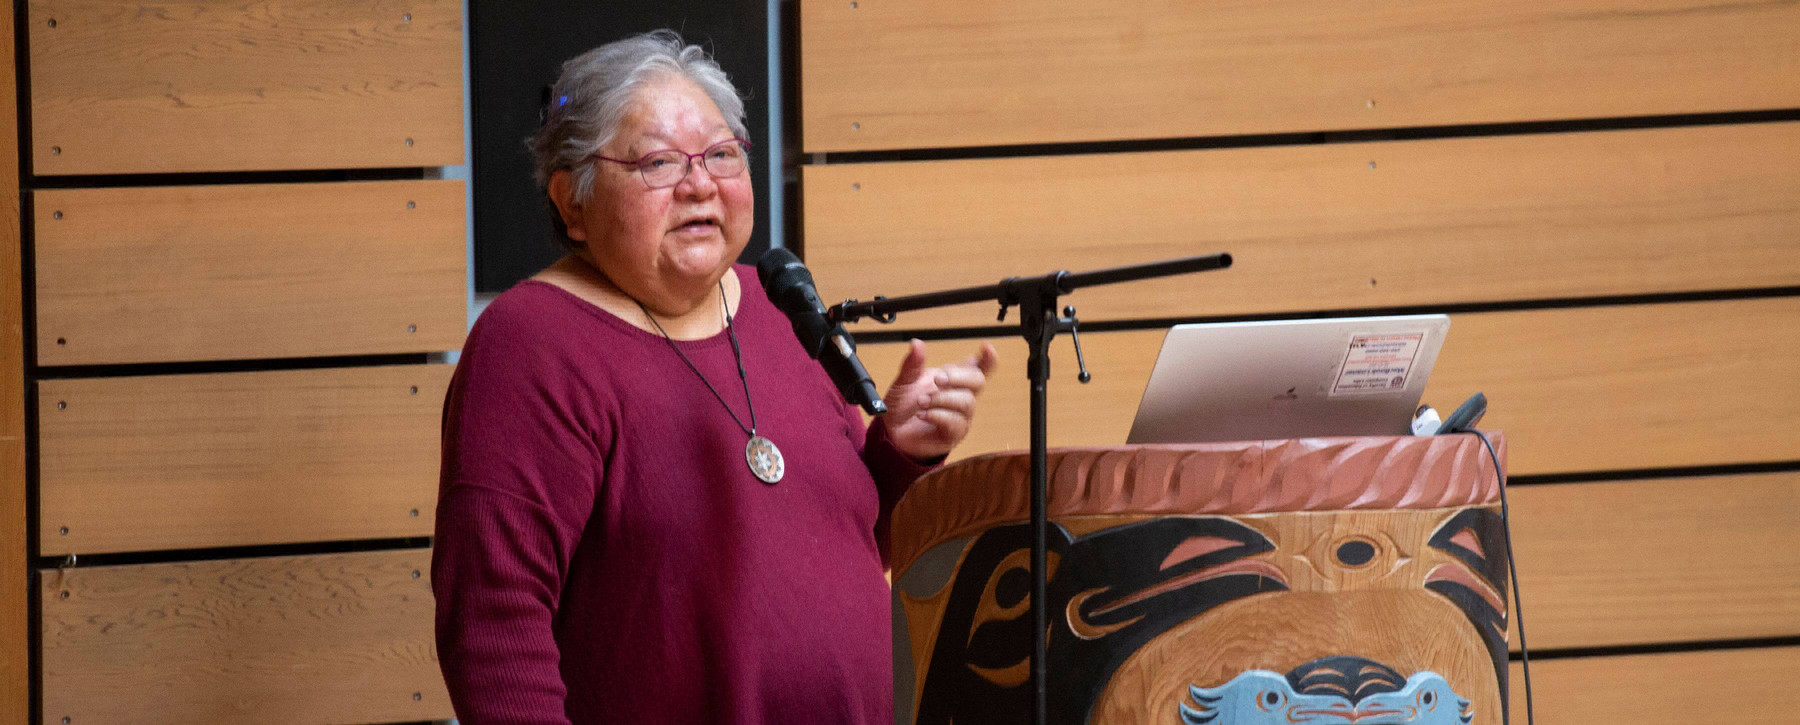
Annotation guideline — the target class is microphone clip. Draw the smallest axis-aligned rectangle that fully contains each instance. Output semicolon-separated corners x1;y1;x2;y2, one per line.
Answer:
829;297;898;326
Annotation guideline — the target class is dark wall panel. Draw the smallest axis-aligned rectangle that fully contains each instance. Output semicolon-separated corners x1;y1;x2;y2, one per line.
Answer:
471;1;772;293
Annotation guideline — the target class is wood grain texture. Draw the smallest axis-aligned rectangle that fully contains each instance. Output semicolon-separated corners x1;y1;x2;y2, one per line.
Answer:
0;4;24;722
857;296;1800;474
38;365;450;555
1508;472;1800;650
39;549;450;724
34;179;467;365
1506;647;1800;724
28;0;464;174
800;0;1800;152
805;122;1800;330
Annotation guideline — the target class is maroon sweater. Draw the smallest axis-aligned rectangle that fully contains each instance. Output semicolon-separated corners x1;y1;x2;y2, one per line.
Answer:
433;266;931;724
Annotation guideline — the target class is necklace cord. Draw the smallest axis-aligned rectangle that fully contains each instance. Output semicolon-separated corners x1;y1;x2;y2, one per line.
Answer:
635;281;759;436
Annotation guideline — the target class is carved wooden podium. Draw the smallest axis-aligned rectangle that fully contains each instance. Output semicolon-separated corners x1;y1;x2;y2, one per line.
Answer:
889;435;1510;724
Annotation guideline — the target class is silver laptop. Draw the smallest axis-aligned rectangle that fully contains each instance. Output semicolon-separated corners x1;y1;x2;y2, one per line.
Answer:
1126;314;1450;444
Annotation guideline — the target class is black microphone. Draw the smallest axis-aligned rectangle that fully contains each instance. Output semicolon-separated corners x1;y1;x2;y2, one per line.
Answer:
756;248;889;415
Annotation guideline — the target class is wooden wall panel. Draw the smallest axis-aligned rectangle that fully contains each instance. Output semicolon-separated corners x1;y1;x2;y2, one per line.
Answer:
858;297;1800;475
0;2;23;720
39;549;450;724
27;0;464;174
34;179;467;365
1507;473;1800;650
800;0;1800;152
1506;647;1800;724
38;365;449;555
805;123;1800;331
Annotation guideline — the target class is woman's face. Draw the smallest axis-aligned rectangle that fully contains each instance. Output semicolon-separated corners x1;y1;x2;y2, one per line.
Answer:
555;76;754;310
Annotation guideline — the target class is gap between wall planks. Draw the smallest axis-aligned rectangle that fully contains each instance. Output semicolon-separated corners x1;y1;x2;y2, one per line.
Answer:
800;0;1800;152
803;122;1800;332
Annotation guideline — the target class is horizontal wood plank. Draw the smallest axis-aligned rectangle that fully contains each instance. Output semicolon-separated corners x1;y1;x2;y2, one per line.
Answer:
40;549;450;724
805;123;1800;330
35;180;467;365
801;0;1800;151
39;365;450;555
1507;647;1800;724
858;296;1800;475
1508;473;1800;650
29;0;464;173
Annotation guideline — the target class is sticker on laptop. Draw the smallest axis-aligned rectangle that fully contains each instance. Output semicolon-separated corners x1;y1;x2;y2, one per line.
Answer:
1331;332;1426;396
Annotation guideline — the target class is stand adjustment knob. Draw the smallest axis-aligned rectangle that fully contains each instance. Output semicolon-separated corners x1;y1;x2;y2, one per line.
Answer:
1063;306;1092;384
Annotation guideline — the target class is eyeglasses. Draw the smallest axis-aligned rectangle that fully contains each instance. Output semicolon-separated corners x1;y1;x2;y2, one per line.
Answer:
593;138;752;189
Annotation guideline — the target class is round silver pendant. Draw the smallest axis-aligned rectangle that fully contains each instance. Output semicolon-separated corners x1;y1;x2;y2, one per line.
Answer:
746;435;785;484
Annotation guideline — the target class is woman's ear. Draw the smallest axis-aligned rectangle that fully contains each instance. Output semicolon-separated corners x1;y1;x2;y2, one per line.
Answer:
547;169;588;242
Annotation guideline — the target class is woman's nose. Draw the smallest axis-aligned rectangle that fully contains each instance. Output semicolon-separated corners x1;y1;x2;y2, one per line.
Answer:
674;159;720;198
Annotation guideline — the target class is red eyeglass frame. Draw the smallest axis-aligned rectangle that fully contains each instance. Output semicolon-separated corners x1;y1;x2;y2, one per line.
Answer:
592;137;754;187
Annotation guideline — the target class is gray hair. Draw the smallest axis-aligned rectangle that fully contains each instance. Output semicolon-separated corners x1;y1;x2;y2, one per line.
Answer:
530;31;749;245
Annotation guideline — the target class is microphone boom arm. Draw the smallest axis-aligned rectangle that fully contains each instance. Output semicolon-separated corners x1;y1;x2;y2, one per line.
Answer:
827;252;1232;325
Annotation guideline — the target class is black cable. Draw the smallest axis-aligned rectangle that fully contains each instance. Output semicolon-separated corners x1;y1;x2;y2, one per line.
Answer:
1472;429;1535;725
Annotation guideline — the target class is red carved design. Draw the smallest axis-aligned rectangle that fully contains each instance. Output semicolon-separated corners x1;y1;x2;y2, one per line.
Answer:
1447;528;1486;560
1159;536;1242;571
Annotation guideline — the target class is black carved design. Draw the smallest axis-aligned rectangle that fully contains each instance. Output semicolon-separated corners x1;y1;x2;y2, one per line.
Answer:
913;517;1287;724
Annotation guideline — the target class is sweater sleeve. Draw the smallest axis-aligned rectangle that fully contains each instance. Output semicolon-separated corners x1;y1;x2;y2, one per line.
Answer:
432;309;606;725
852;411;941;567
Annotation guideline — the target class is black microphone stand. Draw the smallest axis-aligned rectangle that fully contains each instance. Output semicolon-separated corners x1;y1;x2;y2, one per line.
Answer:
829;252;1232;725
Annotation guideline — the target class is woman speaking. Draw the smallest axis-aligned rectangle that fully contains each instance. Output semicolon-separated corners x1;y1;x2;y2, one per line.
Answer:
431;31;998;724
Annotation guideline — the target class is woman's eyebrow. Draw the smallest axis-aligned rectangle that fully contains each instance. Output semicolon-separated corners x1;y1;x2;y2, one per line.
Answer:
630;126;735;154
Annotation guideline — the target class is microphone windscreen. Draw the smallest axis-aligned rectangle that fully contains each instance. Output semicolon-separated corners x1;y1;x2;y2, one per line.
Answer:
756;247;809;291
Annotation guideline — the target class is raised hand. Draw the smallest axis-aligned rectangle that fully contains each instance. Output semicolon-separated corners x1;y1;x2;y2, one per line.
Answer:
881;339;1001;461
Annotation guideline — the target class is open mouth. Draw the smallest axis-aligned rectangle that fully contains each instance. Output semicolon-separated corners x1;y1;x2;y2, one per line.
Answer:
674;217;721;233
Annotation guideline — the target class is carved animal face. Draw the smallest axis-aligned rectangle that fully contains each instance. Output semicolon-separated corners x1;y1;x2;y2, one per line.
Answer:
1182;663;1472;725
895;507;1509;724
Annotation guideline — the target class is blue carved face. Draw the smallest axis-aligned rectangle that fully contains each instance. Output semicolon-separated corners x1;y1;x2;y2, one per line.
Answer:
1182;670;1471;724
